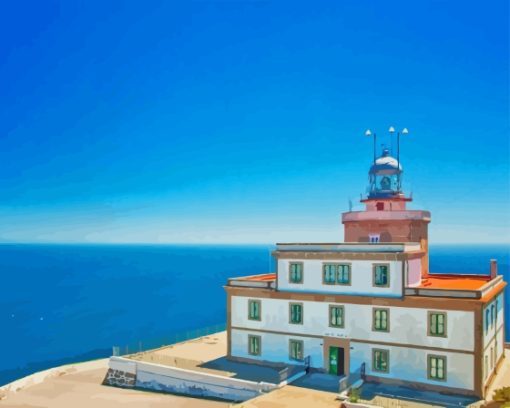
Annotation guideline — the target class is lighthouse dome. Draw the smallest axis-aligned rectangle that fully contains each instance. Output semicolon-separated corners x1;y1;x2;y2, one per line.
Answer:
369;149;402;175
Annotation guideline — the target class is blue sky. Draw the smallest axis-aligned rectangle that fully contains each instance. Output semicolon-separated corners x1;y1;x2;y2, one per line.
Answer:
0;1;508;244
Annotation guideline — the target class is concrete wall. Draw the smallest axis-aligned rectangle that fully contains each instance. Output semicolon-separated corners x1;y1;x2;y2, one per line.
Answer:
231;296;475;351
277;259;403;297
407;258;422;287
105;356;277;402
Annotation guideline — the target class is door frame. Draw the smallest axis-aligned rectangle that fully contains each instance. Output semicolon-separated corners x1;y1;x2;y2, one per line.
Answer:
323;337;350;376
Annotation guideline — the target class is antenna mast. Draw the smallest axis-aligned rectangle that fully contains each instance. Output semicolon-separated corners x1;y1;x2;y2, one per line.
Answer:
389;126;409;192
365;129;376;165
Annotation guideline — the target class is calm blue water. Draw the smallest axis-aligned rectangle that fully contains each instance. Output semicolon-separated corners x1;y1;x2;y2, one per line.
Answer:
0;244;508;386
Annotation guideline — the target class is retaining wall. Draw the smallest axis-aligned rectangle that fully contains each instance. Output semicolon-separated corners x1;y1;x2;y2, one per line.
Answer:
103;356;279;402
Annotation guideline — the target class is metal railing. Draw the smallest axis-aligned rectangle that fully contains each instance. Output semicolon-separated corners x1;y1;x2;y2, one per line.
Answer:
277;356;310;383
112;323;226;357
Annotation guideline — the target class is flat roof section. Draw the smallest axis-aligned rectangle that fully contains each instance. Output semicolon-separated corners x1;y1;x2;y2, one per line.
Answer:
276;243;421;253
241;274;276;281
405;275;505;300
227;273;276;289
418;274;491;291
342;210;431;222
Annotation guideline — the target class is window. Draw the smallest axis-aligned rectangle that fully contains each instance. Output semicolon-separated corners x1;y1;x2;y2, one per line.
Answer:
248;335;261;356
485;356;489;379
376;202;384;211
337;264;351;285
323;264;351;285
289;262;303;284
428;312;447;337
369;234;380;243
323;264;336;284
289;303;303;324
248;299;261;321
428;355;446;381
486;309;490;333
373;264;389;287
373;308;389;332
491;304;495;326
372;349;389;373
289;339;304;361
329;305;345;328
490;347;494;370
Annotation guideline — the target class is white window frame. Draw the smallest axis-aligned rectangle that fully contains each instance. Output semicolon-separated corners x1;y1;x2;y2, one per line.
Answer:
369;234;380;243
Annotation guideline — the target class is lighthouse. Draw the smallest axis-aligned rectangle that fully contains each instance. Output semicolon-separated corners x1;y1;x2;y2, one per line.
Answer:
342;128;431;278
224;127;506;399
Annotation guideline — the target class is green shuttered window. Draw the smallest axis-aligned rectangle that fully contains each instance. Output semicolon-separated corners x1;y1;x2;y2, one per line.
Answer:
289;339;304;361
373;308;389;332
428;355;446;381
337;265;351;284
329;305;345;328
248;300;261;321
248;335;261;356
289;263;303;284
373;264;389;287
323;264;336;284
429;312;446;337
372;349;389;373
289;303;303;324
323;264;351;285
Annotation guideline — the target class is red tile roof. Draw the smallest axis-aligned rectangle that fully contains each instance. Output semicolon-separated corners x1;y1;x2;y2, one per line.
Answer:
237;273;276;281
418;274;490;290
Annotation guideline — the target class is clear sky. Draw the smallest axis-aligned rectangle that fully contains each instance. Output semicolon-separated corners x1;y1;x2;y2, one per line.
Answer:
0;1;508;244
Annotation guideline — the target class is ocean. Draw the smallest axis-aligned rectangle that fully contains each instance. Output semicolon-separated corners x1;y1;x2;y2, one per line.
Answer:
0;243;508;386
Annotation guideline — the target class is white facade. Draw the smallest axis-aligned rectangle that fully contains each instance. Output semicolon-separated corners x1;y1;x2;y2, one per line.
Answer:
229;295;477;391
231;328;475;391
482;292;505;384
231;296;475;352
277;259;405;297
349;342;474;390
231;329;324;367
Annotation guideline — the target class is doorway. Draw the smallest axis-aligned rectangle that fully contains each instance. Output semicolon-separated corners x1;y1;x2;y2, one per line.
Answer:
328;346;345;376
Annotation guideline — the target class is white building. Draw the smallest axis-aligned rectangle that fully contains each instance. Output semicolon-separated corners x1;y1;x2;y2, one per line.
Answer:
224;146;506;398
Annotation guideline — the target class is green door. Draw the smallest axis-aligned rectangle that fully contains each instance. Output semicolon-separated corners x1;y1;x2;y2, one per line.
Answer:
329;346;338;375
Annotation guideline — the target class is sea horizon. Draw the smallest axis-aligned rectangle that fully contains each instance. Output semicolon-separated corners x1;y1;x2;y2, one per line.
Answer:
1;242;509;246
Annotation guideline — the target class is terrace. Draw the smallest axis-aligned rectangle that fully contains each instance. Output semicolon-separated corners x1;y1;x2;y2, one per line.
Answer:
113;331;307;401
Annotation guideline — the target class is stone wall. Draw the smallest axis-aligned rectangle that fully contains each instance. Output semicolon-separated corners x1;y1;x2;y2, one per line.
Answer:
103;368;136;388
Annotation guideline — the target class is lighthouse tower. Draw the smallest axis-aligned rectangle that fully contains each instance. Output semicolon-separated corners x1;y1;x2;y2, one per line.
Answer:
341;129;431;277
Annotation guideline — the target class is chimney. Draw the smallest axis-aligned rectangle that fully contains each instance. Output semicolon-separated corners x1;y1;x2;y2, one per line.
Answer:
490;259;498;280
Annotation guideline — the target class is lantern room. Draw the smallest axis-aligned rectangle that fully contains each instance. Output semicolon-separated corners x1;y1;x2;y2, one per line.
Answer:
368;148;402;199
